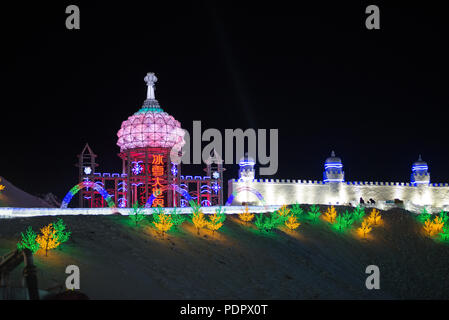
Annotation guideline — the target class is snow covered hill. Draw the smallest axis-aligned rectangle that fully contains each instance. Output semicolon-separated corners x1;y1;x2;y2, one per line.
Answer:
0;177;51;208
1;208;448;299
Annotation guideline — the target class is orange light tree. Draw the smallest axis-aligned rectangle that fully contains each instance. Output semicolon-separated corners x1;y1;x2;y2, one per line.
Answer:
152;206;173;236
432;216;444;234
285;215;301;230
323;206;337;224
239;205;255;224
272;204;291;225
191;203;207;235
423;216;445;237
424;219;434;236
367;209;382;226
206;206;226;235
36;223;60;256
357;219;373;238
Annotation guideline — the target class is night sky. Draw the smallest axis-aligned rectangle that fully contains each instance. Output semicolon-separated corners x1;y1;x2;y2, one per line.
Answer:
1;1;448;199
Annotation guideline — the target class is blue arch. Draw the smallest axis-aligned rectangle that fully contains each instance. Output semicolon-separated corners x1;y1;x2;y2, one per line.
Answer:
145;184;194;208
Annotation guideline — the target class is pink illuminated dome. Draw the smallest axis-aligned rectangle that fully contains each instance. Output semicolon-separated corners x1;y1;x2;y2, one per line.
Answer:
117;73;185;152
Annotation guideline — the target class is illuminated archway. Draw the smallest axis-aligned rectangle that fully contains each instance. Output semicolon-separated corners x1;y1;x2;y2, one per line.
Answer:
145;184;195;208
225;186;266;207
61;181;116;209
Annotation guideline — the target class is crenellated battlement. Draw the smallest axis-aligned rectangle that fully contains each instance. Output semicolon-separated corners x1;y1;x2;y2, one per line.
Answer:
229;154;449;210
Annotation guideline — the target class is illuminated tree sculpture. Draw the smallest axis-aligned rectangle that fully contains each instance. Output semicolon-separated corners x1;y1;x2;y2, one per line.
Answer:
270;205;290;226
291;203;304;219
285;215;301;230
239;205;255;224
438;211;449;224
323;206;337;224
170;207;186;230
333;211;353;232
207;207;226;235
424;219;434;236
129;202;146;226
343;211;354;227
367;209;382;226
352;205;366;222
432;216;444;235
191;204;207;235
255;213;278;233
422;216;444;237
278;205;291;219
418;207;432;224
357;219;373;238
52;218;71;248
439;225;449;241
154;214;173;236
36;224;60;256
307;205;321;222
152;206;173;236
17;226;40;254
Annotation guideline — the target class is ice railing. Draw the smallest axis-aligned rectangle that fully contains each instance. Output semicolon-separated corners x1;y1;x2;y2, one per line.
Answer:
0;205;282;218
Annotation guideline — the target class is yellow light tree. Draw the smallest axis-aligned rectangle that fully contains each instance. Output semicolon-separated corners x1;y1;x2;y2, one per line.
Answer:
239;205;255;224
207;213;223;235
153;214;173;237
424;219;434;236
285;215;300;230
36;223;60;256
192;210;207;235
323;206;337;223
278;205;291;218
432;216;444;235
357;219;373;238
367;209;382;226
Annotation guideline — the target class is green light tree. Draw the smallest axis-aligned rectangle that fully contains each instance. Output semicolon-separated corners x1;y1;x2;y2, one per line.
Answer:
352;205;365;222
206;206;226;235
438;210;449;224
333;211;354;231
17;226;40;254
170;207;186;230
439;225;449;241
418;207;432;224
255;213;279;232
291;203;304;220
307;205;321;221
129;202;146;226
52;218;71;249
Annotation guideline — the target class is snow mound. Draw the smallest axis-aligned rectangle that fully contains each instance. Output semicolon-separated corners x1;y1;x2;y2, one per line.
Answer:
0;176;51;208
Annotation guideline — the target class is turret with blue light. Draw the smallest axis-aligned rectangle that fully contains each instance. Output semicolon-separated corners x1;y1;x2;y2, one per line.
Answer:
238;153;256;181
324;151;344;183
411;155;430;186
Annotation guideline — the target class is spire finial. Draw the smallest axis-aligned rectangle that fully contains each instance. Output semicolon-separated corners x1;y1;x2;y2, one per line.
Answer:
331;150;335;157
144;72;158;100
418;154;422;161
